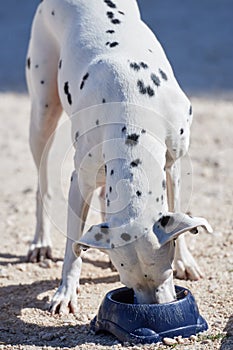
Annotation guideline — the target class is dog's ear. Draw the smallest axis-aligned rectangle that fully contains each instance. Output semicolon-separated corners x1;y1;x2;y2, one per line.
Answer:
77;223;112;250
76;219;148;250
153;212;213;246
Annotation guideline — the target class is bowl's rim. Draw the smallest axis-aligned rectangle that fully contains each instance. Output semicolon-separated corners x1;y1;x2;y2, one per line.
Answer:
106;285;191;308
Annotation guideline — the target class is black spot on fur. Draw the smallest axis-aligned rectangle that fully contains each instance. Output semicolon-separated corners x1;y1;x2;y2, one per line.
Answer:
121;233;131;241
45;104;49;108
100;224;109;234
96;119;99;126
151;73;161;87
147;86;155;97
107;41;119;48
71;175;73;182
110;42;119;47
59;59;62;69
140;62;148;69
111;18;121;24
125;133;140;146
107;11;114;19
105;165;107;175
130;62;141;71
75;131;79;140
88;153;92;157
106;29;115;34
122;126;127;133
180;128;184;135
118;10;125;15
148;191;152;195
35;64;39;68
40;80;45;84
137;80;147;94
107;199;110;207
102;98;106;103
109;186;112;193
64;82;69;94
160;215;170;227
27;57;31;69
162;179;166;190
156;197;159;202
80;73;89;90
64;81;72;105
110;169;114;175
148;49;153;53
67;94;72;105
83;73;89;80
95;233;103;241
51;10;55;15
104;0;117;9
141;129;146;134
136;190;142;197
130;159;141;167
159;69;168;81
137;80;155;97
189;105;193;115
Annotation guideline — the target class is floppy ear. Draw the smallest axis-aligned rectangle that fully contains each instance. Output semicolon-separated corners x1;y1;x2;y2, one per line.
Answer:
153;212;213;246
77;222;112;250
76;218;150;250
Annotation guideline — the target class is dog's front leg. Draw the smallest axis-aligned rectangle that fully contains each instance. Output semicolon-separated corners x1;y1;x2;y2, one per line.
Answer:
50;170;93;314
166;157;203;280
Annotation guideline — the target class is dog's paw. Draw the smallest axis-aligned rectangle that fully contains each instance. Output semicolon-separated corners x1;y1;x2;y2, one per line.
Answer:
173;251;204;281
27;245;53;263
49;284;78;315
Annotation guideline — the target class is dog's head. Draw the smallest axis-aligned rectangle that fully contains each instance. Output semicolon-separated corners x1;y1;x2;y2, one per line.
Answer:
74;212;212;304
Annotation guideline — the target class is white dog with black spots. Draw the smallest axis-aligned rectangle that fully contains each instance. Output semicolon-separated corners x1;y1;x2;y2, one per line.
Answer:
26;0;212;314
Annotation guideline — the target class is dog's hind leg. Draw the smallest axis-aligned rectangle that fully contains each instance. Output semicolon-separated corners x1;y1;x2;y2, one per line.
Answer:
26;15;63;262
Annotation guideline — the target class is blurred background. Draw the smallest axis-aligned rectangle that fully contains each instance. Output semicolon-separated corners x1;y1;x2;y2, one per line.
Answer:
0;0;233;96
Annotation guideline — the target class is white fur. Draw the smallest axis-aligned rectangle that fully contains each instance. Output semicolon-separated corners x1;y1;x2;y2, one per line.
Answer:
26;0;212;314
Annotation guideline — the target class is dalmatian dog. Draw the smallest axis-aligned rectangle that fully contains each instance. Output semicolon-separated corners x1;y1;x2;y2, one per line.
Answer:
26;0;212;314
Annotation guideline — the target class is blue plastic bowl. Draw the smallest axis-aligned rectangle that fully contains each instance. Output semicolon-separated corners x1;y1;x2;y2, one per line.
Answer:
91;286;208;344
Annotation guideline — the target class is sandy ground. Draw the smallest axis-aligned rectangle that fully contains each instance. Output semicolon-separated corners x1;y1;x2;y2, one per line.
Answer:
0;93;232;350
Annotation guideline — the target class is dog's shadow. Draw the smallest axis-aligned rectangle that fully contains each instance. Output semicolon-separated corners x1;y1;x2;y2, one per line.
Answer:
0;277;120;348
0;250;120;348
220;314;233;350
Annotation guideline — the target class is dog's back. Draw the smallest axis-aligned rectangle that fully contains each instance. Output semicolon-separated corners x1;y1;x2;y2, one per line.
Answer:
28;0;187;116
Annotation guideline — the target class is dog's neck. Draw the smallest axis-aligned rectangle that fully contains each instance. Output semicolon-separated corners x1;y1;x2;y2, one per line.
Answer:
102;104;168;232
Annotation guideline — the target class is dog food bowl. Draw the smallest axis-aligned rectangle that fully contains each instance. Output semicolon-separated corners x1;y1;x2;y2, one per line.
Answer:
91;286;208;344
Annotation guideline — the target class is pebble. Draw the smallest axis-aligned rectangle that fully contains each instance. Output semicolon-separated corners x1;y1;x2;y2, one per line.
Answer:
163;337;178;346
0;268;8;277
16;264;27;272
201;339;212;344
189;335;198;341
39;259;52;268
176;335;185;344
